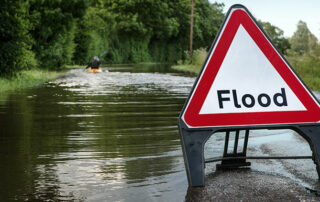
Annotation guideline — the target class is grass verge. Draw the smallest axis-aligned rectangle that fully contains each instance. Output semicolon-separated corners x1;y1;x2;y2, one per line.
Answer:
172;48;207;76
300;77;320;91
65;65;86;69
171;64;201;75
0;69;59;93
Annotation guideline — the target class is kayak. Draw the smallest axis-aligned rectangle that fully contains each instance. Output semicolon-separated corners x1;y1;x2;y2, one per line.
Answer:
88;68;102;73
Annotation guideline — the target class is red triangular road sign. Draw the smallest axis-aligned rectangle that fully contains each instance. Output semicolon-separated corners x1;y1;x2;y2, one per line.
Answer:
181;5;320;128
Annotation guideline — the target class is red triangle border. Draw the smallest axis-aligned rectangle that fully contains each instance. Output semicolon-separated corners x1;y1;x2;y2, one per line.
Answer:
182;7;320;128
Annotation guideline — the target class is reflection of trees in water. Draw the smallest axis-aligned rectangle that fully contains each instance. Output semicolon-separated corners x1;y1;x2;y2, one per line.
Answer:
112;63;174;73
80;86;185;182
0;86;84;201
0;75;188;200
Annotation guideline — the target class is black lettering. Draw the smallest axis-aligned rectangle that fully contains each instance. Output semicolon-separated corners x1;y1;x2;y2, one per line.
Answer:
232;90;241;108
217;90;230;109
258;93;271;107
242;94;255;108
273;88;288;106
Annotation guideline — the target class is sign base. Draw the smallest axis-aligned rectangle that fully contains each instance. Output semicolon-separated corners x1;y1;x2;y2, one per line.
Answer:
216;129;251;169
179;120;320;187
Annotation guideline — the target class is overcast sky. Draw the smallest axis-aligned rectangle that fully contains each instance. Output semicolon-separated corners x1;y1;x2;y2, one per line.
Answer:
210;0;320;38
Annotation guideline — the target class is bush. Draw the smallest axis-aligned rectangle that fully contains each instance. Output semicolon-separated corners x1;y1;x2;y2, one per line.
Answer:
30;0;86;69
73;6;115;65
149;40;184;63
106;36;151;64
179;48;208;65
286;50;320;90
0;1;37;76
192;48;208;65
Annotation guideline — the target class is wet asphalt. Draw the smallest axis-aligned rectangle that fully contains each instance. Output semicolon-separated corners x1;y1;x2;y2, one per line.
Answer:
186;170;319;201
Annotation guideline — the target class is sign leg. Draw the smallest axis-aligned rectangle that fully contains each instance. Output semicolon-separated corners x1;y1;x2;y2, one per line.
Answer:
296;126;320;178
179;128;213;186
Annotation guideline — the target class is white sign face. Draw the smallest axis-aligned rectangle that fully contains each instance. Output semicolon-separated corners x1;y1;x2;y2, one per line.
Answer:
181;6;320;128
199;25;306;114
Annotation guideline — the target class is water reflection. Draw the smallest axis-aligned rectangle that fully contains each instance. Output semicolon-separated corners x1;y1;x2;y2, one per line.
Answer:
1;65;318;201
0;67;193;201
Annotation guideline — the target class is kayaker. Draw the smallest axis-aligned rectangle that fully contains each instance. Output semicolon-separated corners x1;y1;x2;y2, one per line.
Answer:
86;56;101;69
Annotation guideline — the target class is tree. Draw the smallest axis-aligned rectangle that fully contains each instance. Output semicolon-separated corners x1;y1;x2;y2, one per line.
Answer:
103;0;184;63
73;1;116;64
0;0;36;76
148;0;191;63
72;0;226;64
285;21;320;87
29;0;87;69
290;20;318;55
258;21;290;55
193;1;224;50
149;0;225;63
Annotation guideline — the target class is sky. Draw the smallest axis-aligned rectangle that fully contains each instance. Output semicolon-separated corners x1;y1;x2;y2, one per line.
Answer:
210;0;320;38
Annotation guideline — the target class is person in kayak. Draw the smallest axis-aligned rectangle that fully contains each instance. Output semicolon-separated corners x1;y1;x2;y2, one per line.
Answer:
86;56;101;69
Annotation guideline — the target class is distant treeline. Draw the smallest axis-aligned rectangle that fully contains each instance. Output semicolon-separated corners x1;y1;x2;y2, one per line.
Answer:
1;0;319;79
0;0;224;76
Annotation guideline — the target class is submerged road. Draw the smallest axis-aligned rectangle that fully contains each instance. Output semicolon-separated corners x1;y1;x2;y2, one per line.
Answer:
0;65;320;201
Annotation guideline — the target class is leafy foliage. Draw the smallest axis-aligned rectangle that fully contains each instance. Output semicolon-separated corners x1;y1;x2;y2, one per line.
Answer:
2;0;320;84
0;0;225;75
29;0;87;69
193;2;224;50
0;1;36;76
76;0;225;64
285;20;320;90
258;21;291;55
289;21;318;55
73;3;115;64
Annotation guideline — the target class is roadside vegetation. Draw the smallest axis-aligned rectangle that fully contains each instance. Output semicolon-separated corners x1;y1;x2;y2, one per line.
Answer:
172;48;208;75
0;69;59;93
1;1;320;91
1;0;224;75
0;0;225;92
174;20;320;90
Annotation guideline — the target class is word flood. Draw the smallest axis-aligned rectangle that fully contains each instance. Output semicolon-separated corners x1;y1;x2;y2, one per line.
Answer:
217;88;288;109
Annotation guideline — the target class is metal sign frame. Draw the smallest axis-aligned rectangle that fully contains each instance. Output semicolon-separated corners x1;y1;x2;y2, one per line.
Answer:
179;4;320;187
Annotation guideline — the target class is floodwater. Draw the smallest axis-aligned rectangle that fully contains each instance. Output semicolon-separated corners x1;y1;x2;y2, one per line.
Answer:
0;64;319;201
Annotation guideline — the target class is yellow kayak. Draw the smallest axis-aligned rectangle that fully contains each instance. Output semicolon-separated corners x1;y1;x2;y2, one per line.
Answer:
88;68;102;73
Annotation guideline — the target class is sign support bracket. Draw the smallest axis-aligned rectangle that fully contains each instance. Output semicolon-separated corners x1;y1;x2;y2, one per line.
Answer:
216;129;251;169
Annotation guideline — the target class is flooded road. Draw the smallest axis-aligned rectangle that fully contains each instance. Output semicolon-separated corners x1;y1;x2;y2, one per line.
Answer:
0;65;320;201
